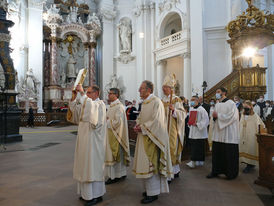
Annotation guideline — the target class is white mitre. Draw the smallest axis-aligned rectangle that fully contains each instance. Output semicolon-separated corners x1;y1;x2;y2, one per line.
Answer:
163;73;176;88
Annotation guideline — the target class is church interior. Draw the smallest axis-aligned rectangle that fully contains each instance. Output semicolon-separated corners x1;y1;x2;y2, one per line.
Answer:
0;0;274;206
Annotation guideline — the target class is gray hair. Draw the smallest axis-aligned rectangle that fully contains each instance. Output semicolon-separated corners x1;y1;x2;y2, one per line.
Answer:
142;80;154;93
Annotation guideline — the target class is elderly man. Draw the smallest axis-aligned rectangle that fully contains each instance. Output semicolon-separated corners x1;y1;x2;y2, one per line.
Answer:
105;88;130;184
67;85;107;206
133;80;173;204
162;74;186;180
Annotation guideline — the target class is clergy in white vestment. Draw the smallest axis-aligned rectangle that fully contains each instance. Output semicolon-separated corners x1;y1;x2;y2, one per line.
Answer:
162;74;186;180
105;88;130;184
239;100;266;173
67;85;106;206
133;80;173;204
186;96;209;168
207;87;240;180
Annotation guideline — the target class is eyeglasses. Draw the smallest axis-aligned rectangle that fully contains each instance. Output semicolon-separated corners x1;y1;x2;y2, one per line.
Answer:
87;91;96;94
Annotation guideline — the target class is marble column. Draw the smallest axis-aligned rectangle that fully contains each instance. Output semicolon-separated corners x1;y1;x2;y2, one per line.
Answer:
50;36;59;86
99;1;116;94
267;45;274;99
27;0;44;112
43;40;51;87
150;2;156;85
190;0;204;96
183;52;191;99
89;42;96;86
156;60;166;97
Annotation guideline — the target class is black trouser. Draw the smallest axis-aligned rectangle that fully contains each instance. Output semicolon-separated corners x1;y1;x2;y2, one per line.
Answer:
190;139;205;161
211;141;239;179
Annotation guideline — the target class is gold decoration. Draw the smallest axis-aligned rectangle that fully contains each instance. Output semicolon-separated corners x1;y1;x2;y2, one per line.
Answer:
3;57;8;65
227;0;273;39
0;42;5;48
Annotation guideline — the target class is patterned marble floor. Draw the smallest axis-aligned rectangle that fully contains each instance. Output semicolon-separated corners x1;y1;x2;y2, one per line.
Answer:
0;125;273;206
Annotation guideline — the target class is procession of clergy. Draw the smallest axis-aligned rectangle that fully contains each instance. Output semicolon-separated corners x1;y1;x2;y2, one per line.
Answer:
67;73;264;206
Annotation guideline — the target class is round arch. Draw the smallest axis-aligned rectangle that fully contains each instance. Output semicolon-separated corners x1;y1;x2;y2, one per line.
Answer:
157;9;186;40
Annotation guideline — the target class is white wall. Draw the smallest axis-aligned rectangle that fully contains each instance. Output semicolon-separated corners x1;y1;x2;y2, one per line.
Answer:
204;0;228;28
190;0;204;96
204;28;231;89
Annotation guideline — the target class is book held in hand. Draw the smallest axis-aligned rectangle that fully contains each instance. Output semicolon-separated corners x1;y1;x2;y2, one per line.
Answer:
188;110;198;126
73;68;88;90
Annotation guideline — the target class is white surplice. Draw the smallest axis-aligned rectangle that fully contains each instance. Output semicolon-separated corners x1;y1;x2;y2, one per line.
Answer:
212;99;240;144
189;105;209;140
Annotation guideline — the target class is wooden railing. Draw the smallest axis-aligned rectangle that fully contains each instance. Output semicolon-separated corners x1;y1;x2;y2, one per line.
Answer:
204;70;240;102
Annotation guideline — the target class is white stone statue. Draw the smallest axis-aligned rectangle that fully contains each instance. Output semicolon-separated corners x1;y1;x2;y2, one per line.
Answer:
26;68;35;93
69;6;78;23
67;54;76;78
47;4;60;16
118;19;132;53
104;74;126;101
78;16;83;24
87;13;101;27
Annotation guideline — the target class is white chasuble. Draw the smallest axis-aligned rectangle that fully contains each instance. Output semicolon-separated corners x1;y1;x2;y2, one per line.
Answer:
105;99;130;179
68;94;107;200
239;113;265;166
133;94;173;179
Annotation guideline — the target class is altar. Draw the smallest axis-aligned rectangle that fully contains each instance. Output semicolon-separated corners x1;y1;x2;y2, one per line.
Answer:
42;2;101;110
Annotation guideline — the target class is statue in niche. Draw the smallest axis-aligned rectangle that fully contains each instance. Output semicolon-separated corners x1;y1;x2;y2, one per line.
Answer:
118;18;132;53
67;54;76;79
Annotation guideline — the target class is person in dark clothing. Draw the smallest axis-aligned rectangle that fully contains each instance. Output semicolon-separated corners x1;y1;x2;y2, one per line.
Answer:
234;96;243;113
183;105;190;149
126;103;138;120
256;95;266;118
199;96;210;117
27;106;34;127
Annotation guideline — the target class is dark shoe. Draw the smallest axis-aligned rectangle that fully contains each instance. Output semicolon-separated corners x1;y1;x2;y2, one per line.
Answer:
79;196;84;201
243;164;255;173
121;175;127;180
226;176;237;180
105;178;119;185
174;173;180;178
85;197;103;206
141;195;158;204
142;192;147;197
206;173;218;179
168;180;172;184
